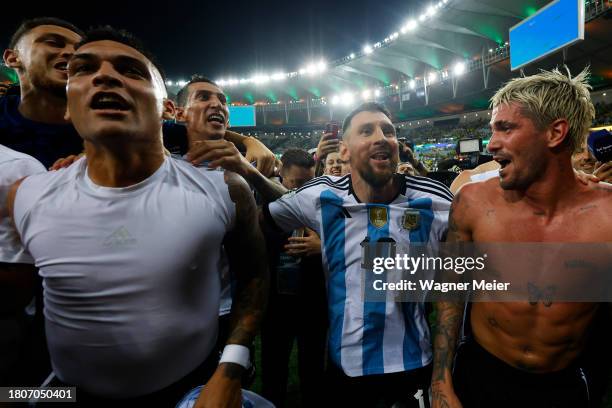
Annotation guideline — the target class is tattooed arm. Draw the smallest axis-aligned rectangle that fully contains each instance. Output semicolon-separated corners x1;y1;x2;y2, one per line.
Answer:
432;191;473;408
196;172;269;408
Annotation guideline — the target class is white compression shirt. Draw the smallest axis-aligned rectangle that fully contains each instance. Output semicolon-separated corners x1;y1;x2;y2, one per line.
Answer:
0;144;45;263
13;156;235;397
470;169;499;182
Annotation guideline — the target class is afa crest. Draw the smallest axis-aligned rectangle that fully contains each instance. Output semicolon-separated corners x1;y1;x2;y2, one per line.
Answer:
400;210;421;231
368;206;388;229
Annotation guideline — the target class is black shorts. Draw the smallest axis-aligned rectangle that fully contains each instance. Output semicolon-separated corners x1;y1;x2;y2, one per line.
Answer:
453;338;591;408
325;361;432;408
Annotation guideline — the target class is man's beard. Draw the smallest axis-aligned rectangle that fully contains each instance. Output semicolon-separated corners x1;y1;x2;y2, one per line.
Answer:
32;72;68;100
358;159;397;188
499;155;544;191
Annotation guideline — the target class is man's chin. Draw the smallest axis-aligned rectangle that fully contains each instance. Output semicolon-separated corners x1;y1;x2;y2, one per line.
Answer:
42;78;68;99
204;125;226;140
361;168;395;188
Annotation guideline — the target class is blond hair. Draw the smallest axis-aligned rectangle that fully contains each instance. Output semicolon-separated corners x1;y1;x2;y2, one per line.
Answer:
490;67;595;152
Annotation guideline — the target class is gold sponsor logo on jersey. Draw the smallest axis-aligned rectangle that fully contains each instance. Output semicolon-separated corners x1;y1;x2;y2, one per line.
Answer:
368;206;388;229
401;210;420;231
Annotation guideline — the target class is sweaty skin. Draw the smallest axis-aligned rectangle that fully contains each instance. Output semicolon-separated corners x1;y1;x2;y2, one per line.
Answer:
432;101;611;408
462;177;611;373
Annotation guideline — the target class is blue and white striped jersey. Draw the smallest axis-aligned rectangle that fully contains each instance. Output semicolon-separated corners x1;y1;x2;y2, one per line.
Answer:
265;173;452;377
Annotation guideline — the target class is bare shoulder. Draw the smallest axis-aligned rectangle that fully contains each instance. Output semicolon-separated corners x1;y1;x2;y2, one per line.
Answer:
585;180;612;210
455;177;499;208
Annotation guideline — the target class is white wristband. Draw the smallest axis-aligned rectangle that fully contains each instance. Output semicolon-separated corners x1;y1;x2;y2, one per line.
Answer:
219;344;250;369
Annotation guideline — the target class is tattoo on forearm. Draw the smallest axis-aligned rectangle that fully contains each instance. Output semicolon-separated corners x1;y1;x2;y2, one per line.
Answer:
225;172;269;347
432;302;463;383
250;170;287;203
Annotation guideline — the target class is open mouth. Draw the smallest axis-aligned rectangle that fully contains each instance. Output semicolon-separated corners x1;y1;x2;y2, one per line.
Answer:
54;61;68;72
494;156;511;169
207;112;225;125
90;92;131;112
370;151;391;161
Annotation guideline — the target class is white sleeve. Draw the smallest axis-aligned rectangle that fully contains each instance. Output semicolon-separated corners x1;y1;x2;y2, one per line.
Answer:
264;187;320;234
0;158;46;264
430;198;451;243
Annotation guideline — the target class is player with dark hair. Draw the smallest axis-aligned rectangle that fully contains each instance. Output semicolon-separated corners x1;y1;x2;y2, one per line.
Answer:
257;102;452;407
8;27;268;405
1;17;84;168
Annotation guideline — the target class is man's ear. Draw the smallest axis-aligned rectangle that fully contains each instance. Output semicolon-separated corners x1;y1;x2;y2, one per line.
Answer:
175;106;187;123
339;140;350;162
162;98;176;120
547;118;570;149
3;49;21;69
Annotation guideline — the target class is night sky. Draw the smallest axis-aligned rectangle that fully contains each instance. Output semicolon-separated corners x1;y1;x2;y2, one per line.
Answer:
3;0;428;80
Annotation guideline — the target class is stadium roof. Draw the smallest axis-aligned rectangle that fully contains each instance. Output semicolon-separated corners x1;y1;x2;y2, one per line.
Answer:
164;0;612;117
167;0;554;103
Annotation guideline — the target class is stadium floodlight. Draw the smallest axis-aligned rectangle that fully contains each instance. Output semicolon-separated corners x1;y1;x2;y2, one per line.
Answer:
409;79;416;89
341;92;354;106
489;49;493;53
165;80;173;86
317;60;327;72
363;45;373;54
177;80;187;87
299;68;307;75
400;26;408;34
426;5;437;17
228;79;238;86
271;72;286;81
374;42;382;48
305;64;317;75
239;78;248;84
349;53;355;59
374;89;381;97
362;89;371;100
253;75;270;85
453;61;466;76
418;14;426;22
406;20;418;31
331;95;340;105
391;32;399;39
428;72;438;84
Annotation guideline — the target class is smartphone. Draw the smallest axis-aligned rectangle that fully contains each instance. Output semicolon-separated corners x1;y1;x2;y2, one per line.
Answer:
325;123;339;139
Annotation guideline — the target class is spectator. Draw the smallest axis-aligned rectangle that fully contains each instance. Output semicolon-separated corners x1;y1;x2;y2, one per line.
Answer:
261;149;327;407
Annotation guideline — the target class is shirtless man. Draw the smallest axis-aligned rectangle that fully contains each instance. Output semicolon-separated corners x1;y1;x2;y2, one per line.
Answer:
431;68;612;408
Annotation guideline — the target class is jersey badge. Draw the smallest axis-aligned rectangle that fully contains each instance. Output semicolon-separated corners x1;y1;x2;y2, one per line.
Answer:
400;209;421;231
368;206;389;229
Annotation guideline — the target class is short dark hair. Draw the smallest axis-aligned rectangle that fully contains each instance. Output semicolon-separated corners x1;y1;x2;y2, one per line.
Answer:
74;26;166;81
342;102;393;133
280;149;315;170
8;17;83;49
176;75;219;107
